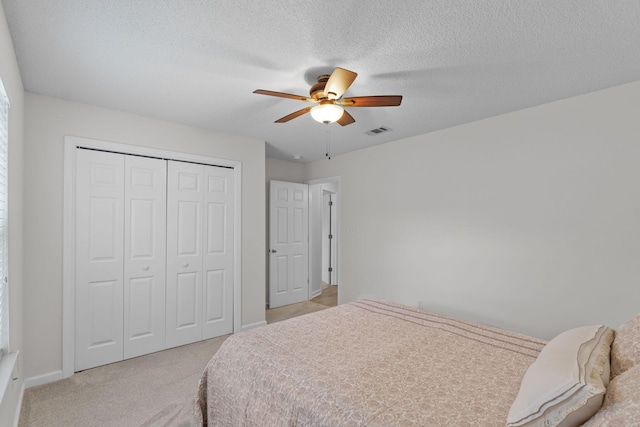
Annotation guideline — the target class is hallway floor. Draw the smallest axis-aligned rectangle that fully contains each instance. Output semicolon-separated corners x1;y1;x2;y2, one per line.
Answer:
266;284;337;324
311;283;337;307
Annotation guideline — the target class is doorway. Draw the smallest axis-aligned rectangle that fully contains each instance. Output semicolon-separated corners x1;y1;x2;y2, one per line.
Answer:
321;191;337;286
308;177;340;304
266;177;340;310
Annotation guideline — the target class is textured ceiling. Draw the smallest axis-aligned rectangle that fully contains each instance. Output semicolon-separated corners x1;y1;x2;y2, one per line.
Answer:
3;1;640;162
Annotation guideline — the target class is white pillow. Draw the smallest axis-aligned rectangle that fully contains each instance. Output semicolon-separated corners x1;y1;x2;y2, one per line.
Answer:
582;363;640;426
507;325;614;427
610;313;640;377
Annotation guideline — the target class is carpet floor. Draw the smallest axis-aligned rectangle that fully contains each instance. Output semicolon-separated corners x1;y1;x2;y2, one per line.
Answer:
18;289;336;427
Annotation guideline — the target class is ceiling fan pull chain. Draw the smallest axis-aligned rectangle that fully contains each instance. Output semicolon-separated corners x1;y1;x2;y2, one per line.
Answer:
325;123;331;160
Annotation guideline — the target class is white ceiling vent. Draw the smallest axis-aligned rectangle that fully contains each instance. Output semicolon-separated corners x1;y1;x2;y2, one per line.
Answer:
365;126;392;136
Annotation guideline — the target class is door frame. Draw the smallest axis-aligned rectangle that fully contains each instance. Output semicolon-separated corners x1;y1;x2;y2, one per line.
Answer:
62;135;242;378
306;176;341;304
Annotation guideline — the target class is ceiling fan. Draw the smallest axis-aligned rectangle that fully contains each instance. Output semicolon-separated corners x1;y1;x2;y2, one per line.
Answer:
253;67;402;126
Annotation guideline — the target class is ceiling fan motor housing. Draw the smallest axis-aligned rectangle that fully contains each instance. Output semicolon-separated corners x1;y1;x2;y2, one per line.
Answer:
310;75;331;100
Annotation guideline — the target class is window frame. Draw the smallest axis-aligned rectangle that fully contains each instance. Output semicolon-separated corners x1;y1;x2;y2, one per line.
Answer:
0;78;10;359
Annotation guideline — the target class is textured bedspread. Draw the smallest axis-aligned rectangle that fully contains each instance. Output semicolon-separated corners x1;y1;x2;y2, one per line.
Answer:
195;299;546;426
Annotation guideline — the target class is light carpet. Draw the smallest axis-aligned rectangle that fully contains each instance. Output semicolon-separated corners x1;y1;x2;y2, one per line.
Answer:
19;299;332;427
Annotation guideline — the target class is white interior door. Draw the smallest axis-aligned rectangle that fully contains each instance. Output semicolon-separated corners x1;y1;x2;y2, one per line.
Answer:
202;165;234;339
123;156;167;359
75;149;125;371
269;180;309;308
166;161;204;348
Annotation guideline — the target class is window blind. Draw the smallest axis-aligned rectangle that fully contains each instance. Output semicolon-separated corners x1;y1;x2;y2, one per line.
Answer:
0;79;9;359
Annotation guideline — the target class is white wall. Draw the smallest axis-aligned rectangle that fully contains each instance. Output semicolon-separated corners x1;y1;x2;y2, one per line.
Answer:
265;157;306;184
0;2;24;425
306;80;640;340
23;93;265;382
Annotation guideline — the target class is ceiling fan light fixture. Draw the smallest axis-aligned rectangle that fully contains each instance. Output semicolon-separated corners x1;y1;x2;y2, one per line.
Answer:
253;67;402;126
310;103;344;124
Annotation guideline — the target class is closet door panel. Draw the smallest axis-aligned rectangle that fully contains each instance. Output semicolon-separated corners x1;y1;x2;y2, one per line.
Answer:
202;166;234;339
128;277;154;336
176;272;198;327
166;161;204;348
75;149;125;371
123;156;167;359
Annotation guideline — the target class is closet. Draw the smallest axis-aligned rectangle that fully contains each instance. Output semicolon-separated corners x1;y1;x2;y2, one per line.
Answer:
74;148;234;371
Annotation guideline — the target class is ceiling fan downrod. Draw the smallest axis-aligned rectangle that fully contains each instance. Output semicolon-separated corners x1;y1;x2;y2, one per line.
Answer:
325;123;331;160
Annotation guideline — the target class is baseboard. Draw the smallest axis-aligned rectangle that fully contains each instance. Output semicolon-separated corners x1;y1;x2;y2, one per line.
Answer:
25;370;63;389
310;289;322;299
241;320;267;332
12;383;24;427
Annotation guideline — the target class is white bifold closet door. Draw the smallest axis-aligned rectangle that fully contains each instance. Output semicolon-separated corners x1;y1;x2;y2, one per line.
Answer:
123;155;167;360
75;149;234;371
75;150;126;371
75;150;167;371
166;161;234;348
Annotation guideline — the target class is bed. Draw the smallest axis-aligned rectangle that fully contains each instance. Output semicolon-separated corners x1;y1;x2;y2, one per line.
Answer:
195;299;640;426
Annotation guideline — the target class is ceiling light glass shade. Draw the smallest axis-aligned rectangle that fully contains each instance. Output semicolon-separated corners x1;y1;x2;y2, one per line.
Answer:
310;103;344;123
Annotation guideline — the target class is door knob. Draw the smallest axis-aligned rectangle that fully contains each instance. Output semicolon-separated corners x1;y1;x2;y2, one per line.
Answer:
270;249;277;253
182;262;189;268
142;265;150;271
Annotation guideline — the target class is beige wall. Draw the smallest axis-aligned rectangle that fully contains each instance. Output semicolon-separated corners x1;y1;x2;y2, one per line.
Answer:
305;80;640;340
22;93;265;381
265;157;306;184
0;2;24;425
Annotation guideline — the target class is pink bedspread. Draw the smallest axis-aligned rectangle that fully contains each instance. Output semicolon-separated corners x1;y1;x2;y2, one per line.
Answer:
195;300;546;426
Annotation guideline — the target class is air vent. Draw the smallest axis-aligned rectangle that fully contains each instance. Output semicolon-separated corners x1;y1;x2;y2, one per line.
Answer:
365;126;392;136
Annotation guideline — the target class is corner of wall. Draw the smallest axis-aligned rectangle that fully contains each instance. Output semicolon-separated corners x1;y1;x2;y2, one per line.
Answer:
1;1;26;425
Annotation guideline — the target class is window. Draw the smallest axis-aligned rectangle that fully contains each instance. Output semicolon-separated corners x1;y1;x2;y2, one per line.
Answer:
0;79;8;359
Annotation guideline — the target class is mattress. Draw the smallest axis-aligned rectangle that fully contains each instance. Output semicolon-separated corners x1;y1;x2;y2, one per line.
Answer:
195;299;547;426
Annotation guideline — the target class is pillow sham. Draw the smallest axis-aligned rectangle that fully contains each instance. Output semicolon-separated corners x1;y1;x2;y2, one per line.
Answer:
582;363;640;426
610;313;640;377
507;325;614;427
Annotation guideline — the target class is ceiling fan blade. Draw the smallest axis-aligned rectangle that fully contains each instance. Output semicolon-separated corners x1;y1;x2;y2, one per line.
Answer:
274;107;312;123
324;68;358;100
340;95;403;107
337;110;355;126
253;89;313;102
